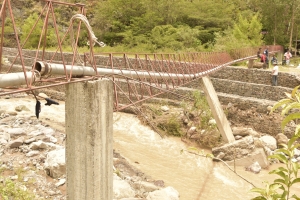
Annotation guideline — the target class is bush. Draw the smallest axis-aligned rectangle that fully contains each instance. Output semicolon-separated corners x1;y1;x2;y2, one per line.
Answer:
251;86;300;200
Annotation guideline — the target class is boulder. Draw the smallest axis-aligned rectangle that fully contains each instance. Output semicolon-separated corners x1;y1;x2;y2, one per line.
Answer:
275;133;288;147
246;162;261;174
212;136;255;161
113;179;135;199
8;137;24;148
29;140;48;150
44;148;66;178
259;135;277;150
146;186;179;200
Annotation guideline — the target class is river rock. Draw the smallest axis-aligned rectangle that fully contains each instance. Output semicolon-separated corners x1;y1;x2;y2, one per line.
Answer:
0;132;10;142
294;148;300;157
275;133;288;147
29;140;48;150
259;135;277;150
0;138;8;144
7;111;17;116
113;179;136;199
24;137;36;144
235;135;243;140
212;136;255;161
232;127;251;136
7;137;24;148
208;119;216;125
26;150;40;157
15;105;30;112
246;162;261;174
41;127;55;135
55;178;66;187
161;106;169;112
146;186;179;200
132;181;159;193
187;126;196;134
232;127;260;137
6;127;26;137
44;148;66;178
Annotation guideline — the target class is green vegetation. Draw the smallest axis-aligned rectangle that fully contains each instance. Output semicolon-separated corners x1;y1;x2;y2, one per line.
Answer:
5;0;300;53
3;0;300;54
159;115;183;137
137;90;221;147
0;167;37;200
251;86;300;200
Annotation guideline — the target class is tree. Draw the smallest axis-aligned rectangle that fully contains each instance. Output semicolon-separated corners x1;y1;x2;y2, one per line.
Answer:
20;13;56;49
213;14;263;51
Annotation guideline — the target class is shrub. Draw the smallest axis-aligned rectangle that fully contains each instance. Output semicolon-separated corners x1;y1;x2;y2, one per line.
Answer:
250;86;300;200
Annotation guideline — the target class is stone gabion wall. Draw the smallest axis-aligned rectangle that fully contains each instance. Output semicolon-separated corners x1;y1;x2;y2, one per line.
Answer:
210;66;300;89
211;78;292;102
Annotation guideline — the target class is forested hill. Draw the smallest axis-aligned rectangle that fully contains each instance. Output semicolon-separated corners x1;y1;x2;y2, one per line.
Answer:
2;0;297;53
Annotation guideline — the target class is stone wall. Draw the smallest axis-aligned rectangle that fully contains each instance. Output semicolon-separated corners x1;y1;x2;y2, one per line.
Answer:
211;79;292;102
210;66;300;89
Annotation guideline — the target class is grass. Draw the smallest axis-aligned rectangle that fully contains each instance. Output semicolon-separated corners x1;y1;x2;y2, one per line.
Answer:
0;167;43;200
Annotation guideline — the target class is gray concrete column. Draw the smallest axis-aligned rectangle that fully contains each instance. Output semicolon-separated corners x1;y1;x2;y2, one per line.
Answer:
65;79;113;200
248;58;255;68
201;76;235;143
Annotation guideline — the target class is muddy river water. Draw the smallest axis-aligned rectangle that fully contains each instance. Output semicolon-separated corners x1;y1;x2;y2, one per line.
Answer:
3;97;298;199
113;112;300;200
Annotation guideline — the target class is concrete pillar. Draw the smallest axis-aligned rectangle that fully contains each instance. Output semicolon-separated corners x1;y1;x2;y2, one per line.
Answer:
248;58;255;68
201;76;235;143
65;79;113;200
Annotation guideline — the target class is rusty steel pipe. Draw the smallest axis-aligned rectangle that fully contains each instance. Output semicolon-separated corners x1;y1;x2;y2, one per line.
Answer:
33;61;226;80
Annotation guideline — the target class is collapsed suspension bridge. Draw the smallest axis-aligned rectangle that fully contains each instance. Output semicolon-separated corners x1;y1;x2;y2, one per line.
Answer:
0;0;285;200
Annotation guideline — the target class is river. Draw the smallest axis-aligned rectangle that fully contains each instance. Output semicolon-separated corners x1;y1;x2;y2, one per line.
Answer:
113;112;300;200
2;97;298;199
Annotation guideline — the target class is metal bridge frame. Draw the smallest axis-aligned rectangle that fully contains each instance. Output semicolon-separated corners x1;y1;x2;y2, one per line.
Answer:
0;1;285;200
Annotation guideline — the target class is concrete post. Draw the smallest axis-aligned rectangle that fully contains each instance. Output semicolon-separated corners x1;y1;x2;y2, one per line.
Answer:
248;58;255;68
201;76;235;143
65;79;113;200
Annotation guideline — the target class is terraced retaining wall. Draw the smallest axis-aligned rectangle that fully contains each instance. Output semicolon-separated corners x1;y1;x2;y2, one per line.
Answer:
210;66;300;89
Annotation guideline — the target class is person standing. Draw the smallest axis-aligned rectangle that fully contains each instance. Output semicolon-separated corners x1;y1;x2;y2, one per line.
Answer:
271;54;277;65
264;46;269;64
271;61;279;86
260;52;267;68
257;48;261;59
284;50;292;65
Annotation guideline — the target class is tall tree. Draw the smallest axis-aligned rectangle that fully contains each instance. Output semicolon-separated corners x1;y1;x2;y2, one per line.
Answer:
214;14;263;51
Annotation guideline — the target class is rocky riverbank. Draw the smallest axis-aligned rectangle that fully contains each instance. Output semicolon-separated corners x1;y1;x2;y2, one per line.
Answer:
1;91;300;199
0;94;179;200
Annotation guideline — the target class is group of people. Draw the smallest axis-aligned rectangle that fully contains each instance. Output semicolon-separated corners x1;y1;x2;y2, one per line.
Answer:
256;47;293;86
257;47;292;66
257;47;269;65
